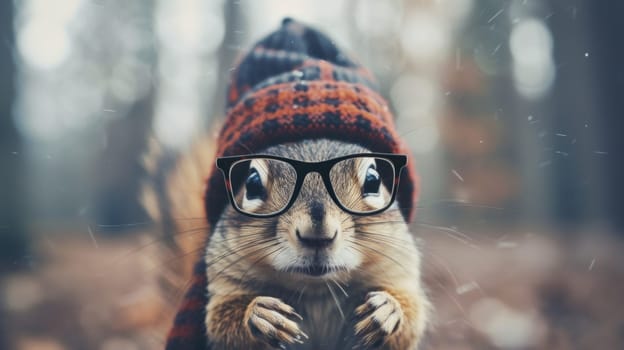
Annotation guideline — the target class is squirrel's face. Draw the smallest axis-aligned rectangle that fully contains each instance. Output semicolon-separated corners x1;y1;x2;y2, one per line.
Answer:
270;167;360;278
225;139;404;280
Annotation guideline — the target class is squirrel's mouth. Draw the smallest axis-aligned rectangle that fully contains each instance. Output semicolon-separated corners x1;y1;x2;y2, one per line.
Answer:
288;264;347;277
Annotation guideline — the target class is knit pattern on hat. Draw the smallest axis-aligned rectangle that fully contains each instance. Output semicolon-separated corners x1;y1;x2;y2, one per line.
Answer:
165;18;418;348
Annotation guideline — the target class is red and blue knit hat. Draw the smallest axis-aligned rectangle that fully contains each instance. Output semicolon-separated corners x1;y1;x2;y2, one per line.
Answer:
165;18;418;349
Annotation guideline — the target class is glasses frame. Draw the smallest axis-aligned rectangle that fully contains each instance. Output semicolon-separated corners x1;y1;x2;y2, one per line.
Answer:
216;152;408;218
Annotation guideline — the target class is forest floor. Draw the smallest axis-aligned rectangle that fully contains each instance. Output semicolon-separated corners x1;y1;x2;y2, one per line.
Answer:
2;225;623;350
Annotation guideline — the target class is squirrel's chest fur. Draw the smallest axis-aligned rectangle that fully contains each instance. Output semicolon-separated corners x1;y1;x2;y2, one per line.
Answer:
299;297;348;349
277;287;366;350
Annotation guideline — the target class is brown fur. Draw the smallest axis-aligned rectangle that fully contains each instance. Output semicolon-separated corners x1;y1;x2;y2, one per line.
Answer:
140;135;217;295
204;139;430;349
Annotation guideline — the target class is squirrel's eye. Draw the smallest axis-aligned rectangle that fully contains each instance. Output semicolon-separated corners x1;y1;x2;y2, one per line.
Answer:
245;168;265;200
362;164;381;197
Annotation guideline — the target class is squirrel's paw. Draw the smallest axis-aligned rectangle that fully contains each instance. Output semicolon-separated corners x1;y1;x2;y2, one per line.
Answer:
353;291;403;349
245;296;308;349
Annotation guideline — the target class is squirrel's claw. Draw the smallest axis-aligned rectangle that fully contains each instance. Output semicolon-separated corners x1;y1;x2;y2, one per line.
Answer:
353;291;403;349
246;296;308;348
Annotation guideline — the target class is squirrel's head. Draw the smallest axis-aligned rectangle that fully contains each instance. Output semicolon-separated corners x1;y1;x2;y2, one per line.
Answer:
214;139;408;282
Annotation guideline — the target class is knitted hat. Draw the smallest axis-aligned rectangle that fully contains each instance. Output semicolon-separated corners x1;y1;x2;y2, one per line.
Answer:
165;18;418;349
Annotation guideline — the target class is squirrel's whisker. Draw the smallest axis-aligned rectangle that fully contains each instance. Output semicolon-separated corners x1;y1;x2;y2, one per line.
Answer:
330;278;349;298
325;281;345;321
207;237;280;269
347;239;411;273
210;241;282;281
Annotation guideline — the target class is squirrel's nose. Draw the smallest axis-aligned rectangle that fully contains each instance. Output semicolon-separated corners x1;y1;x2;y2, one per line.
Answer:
296;229;337;249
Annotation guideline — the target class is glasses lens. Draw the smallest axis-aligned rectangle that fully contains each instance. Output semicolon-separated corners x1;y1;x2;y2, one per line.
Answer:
329;156;396;213
229;158;297;215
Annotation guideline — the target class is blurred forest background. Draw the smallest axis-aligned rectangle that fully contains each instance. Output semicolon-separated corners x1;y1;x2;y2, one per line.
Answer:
1;0;624;349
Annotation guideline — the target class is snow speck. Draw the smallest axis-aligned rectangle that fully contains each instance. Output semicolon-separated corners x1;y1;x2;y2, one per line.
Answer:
87;225;99;249
492;43;502;56
497;241;518;249
554;150;569;157
452;169;464;182
456;281;480;295
487;9;504;24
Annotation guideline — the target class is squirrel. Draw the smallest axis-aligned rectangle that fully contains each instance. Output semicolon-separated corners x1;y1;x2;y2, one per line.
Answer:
144;18;430;349
204;139;429;349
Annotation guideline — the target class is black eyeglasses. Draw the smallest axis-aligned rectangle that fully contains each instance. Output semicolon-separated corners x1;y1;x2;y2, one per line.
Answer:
216;153;407;218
